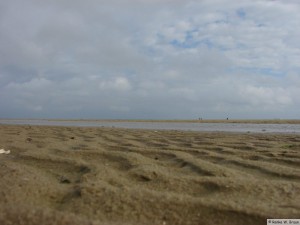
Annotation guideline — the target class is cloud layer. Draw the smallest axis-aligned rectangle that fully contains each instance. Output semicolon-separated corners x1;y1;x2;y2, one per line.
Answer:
0;0;299;119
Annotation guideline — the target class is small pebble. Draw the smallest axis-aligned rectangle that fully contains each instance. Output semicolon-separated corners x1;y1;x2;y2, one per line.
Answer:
59;176;71;184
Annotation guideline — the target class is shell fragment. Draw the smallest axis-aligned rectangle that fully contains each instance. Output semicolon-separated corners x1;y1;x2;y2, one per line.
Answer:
0;149;11;154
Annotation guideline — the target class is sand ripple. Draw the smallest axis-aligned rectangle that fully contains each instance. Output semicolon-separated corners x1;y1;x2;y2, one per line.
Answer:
0;125;299;225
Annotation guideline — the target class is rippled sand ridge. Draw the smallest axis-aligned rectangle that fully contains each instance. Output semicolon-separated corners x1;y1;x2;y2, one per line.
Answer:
0;125;299;225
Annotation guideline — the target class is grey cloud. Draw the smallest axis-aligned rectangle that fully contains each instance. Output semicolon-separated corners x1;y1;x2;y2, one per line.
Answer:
0;0;299;119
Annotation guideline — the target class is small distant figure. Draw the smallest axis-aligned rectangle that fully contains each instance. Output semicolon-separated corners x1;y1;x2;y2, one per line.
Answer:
226;117;229;120
198;117;202;121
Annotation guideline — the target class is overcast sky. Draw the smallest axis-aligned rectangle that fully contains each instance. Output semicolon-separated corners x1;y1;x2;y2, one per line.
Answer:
0;0;299;119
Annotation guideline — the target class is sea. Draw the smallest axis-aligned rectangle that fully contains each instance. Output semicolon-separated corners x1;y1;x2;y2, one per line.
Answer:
1;119;300;133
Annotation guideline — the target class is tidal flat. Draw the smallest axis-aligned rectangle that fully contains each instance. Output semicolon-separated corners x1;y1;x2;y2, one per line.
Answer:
0;125;299;225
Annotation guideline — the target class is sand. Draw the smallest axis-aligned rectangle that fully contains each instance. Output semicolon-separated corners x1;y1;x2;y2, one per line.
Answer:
0;124;299;225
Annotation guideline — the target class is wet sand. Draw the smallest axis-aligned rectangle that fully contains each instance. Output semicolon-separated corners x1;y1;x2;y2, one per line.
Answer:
0;125;299;225
45;119;300;124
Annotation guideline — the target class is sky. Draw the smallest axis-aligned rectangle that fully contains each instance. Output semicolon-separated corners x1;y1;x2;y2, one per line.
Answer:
0;0;300;119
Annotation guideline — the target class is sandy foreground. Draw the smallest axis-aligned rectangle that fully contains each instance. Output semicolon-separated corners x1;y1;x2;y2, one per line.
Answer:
0;125;299;225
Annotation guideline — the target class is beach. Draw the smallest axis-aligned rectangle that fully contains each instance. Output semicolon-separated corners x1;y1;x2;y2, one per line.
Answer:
0;124;299;225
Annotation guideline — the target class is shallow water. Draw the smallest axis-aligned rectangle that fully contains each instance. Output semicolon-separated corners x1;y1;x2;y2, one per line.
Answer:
1;119;300;133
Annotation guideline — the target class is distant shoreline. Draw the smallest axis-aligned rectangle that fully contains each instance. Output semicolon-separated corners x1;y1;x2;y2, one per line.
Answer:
1;118;300;124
